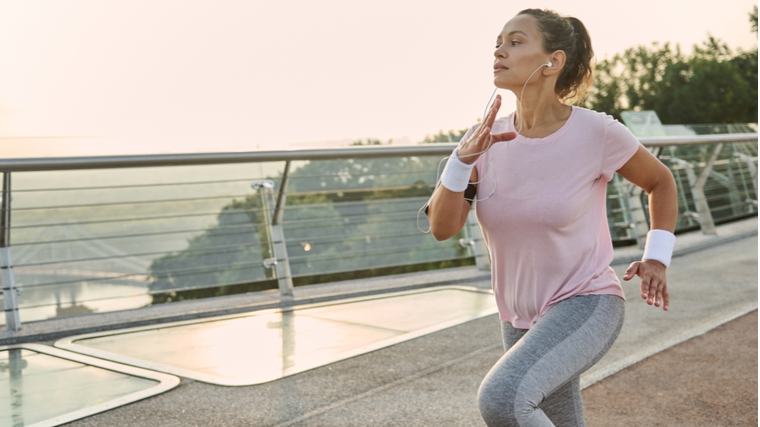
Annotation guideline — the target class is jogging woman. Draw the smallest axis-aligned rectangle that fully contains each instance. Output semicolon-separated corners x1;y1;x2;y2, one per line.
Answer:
426;8;678;427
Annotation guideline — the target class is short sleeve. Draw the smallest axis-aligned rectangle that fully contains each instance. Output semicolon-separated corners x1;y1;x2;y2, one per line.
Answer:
601;115;641;182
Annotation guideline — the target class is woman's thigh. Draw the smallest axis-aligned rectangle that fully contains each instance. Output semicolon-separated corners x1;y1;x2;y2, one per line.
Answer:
479;294;625;427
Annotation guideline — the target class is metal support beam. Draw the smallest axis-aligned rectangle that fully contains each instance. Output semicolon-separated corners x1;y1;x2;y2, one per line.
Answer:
672;144;723;235
734;152;758;198
273;161;291;225
625;183;649;249
1;172;21;331
710;166;744;216
253;176;294;299
625;146;666;249
269;223;293;298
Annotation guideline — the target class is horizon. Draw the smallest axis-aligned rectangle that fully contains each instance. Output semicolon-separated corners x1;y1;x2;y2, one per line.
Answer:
1;0;757;158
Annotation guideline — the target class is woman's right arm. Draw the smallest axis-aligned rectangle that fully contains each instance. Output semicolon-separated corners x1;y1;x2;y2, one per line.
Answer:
427;94;515;241
427;169;478;241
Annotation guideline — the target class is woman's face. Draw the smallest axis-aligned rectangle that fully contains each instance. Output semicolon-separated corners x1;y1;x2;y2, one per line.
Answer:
493;15;550;91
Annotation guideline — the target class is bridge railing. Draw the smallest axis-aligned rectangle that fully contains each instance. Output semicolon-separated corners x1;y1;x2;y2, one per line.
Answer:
0;132;757;331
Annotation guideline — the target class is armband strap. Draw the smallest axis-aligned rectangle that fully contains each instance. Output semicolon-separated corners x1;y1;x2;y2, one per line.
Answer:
423;183;477;216
440;149;475;192
463;183;477;204
642;229;676;268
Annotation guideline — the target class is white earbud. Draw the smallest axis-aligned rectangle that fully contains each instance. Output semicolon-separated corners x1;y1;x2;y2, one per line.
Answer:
546;61;553;67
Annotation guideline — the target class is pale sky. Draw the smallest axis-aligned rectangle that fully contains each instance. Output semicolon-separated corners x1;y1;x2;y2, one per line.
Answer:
1;0;757;157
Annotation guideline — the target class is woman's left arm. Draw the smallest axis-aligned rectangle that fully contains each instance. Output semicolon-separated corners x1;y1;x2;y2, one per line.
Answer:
615;145;679;311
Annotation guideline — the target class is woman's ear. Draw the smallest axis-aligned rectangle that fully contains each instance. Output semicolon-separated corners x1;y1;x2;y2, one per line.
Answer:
544;51;566;75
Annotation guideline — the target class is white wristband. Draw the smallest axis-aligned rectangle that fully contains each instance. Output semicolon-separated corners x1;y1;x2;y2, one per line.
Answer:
642;229;676;268
440;149;475;192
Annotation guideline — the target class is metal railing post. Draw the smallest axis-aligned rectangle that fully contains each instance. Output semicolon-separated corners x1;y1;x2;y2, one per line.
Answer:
271;162;293;298
672;144;723;235
624;183;649;249
273;161;290;226
620;147;666;249
711;157;745;217
1;172;21;331
253;168;294;299
734;152;758;199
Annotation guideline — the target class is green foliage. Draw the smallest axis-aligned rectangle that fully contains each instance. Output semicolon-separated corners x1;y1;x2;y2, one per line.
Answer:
420;128;469;144
286;155;441;194
148;196;272;301
281;154;463;276
585;9;758;124
350;138;390;146
146;151;467;302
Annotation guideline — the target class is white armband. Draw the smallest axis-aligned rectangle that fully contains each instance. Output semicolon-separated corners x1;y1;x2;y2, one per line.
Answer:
440;149;475;192
642;229;676;268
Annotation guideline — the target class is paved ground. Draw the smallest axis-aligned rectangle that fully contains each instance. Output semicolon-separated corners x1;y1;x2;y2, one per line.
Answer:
584;310;758;427
57;231;757;427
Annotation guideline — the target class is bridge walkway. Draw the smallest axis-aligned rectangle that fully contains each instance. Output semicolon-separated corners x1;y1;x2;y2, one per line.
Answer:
52;218;757;427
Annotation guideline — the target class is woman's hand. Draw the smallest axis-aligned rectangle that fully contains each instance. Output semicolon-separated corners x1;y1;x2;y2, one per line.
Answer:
457;95;517;164
623;260;669;311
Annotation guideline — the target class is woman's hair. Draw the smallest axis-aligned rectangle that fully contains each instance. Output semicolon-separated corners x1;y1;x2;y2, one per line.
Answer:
517;8;594;102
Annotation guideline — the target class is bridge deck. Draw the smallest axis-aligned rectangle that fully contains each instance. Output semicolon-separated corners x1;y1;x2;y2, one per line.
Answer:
1;218;757;426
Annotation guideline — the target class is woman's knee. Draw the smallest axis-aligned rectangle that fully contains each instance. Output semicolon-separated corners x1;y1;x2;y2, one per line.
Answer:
478;371;551;426
479;374;510;424
477;373;528;426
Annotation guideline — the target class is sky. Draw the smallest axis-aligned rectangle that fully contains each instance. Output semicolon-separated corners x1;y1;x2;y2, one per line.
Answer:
0;0;757;157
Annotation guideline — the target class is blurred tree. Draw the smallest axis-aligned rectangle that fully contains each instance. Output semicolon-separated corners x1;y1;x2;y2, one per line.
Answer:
148;197;271;302
147;150;458;300
350;138;388;146
585;8;758;124
420;128;469;144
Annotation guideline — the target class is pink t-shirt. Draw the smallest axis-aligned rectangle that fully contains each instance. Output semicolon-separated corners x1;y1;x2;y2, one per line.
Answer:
468;106;640;328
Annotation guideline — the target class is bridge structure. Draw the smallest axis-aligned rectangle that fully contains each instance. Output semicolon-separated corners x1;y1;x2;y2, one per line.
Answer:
0;127;756;426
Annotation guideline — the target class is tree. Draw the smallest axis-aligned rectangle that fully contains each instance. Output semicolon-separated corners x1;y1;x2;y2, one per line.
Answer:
420;128;469;144
148;197;271;302
147;148;464;298
584;8;758;124
350;138;389;146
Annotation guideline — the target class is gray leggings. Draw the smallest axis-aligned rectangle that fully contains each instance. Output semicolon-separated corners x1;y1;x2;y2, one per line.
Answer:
478;294;624;427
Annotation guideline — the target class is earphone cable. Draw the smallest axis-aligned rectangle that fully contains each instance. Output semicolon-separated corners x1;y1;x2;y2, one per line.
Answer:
418;61;549;233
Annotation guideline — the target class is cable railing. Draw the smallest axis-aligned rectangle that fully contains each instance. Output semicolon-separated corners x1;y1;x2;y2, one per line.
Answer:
0;130;757;331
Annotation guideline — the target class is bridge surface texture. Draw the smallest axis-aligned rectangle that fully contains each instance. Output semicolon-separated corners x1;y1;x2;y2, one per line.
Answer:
37;219;760;426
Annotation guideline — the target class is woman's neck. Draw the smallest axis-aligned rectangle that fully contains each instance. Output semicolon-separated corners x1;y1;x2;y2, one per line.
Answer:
514;91;572;137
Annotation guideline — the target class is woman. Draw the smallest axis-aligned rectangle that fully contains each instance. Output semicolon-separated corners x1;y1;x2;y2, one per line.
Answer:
426;8;678;427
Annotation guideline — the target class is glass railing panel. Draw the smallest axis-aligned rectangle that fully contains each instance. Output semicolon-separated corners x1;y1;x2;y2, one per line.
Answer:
279;155;466;279
655;141;758;232
0;137;756;328
6;162;285;325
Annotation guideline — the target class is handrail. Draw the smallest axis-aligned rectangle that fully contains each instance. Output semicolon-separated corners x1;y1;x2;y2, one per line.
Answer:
0;131;756;330
642;133;758;146
1;133;756;172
